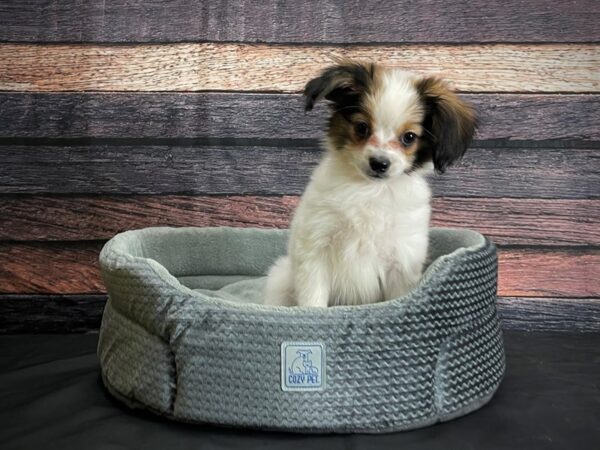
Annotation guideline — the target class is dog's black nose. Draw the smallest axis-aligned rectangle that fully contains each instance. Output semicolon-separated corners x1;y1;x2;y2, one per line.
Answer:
369;156;391;174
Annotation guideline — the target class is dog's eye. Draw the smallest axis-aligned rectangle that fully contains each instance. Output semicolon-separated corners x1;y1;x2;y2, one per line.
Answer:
401;132;417;146
354;121;370;139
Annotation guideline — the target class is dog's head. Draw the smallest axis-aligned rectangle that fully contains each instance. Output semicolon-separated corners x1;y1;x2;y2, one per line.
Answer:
304;60;477;180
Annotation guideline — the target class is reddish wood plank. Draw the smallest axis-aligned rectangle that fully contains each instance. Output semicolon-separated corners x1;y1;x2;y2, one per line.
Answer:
0;242;104;294
1;93;599;142
430;198;600;247
1;1;598;43
0;195;298;241
498;249;600;298
0;243;597;297
1;196;599;246
1;43;598;93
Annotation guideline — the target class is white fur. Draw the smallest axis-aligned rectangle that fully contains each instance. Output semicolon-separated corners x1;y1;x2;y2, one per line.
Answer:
264;70;432;307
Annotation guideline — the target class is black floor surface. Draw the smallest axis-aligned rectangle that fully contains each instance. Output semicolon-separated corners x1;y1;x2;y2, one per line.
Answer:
1;331;599;450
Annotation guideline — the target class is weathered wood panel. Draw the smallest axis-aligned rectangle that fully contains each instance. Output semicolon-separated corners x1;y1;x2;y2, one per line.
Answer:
1;145;597;198
0;295;106;334
431;198;600;246
1;93;598;143
0;243;104;294
1;1;598;43
1;196;599;246
496;297;600;333
498;249;600;298
0;243;597;297
0;2;596;335
0;195;297;241
1;295;599;334
1;44;598;92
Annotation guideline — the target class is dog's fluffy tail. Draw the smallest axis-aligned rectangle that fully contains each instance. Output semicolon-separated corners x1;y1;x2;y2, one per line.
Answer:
263;256;295;306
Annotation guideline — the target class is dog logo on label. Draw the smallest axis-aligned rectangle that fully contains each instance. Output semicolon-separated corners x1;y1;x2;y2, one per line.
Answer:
281;342;326;391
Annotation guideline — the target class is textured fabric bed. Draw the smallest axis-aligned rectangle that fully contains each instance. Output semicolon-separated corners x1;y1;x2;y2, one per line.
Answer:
98;226;504;432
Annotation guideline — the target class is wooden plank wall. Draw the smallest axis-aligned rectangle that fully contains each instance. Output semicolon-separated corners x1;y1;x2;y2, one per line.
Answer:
0;0;599;333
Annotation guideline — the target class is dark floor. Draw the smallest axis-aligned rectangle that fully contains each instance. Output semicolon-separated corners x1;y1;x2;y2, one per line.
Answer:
0;331;599;450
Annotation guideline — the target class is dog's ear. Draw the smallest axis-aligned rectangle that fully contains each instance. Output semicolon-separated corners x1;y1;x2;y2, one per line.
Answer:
303;60;374;112
416;77;478;173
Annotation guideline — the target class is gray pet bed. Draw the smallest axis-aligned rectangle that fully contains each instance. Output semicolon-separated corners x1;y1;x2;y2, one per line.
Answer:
98;226;505;433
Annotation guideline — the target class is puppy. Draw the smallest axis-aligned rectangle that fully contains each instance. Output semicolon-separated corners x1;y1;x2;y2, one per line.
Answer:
264;60;477;307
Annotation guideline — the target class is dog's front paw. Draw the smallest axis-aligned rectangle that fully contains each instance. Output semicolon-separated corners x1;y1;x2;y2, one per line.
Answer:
296;290;330;308
294;260;330;308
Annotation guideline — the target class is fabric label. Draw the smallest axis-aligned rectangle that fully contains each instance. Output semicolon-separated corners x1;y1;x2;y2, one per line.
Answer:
281;342;326;391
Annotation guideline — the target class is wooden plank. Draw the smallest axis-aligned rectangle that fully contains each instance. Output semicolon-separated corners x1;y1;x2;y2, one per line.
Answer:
432;198;600;246
0;43;598;93
0;243;597;297
0;195;298;241
1;93;599;142
0;295;106;334
497;297;600;333
0;145;597;198
1;196;599;246
1;1;598;44
498;249;600;298
0;242;104;294
1;295;599;334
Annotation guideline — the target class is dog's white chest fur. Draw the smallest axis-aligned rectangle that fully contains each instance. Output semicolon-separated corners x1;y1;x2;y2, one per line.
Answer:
264;155;431;307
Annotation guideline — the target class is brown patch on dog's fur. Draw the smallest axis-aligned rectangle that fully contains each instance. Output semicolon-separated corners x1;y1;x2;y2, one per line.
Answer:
304;60;379;151
328;111;375;151
396;121;423;155
413;77;478;173
304;59;377;113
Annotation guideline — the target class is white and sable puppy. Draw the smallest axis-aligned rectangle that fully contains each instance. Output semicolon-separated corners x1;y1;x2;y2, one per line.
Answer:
264;60;477;307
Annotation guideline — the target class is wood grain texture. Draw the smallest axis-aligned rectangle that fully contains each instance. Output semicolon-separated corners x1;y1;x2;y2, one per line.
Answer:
1;1;598;43
431;198;600;246
498;249;600;298
0;243;597;297
0;295;106;334
0;2;597;334
0;242;104;294
1;196;599;246
497;297;600;333
1;43;598;92
0;195;298;241
1;93;599;142
2;295;599;333
1;145;597;198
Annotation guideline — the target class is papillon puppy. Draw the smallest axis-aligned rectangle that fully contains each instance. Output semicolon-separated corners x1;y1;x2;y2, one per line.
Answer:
264;60;477;307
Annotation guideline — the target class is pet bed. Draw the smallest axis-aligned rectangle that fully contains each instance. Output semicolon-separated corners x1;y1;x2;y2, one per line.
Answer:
97;226;504;433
